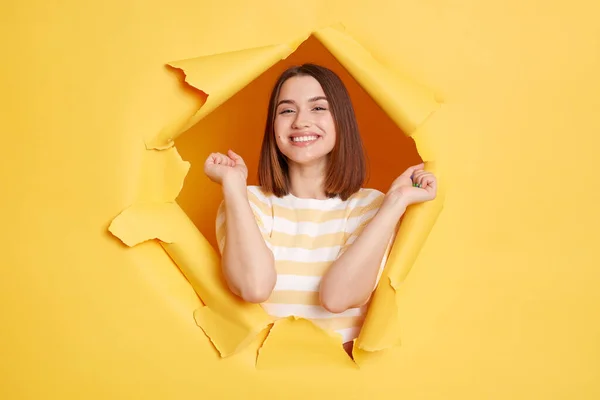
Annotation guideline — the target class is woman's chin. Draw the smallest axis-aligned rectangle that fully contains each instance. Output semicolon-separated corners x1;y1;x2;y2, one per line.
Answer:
287;154;329;168
283;145;333;166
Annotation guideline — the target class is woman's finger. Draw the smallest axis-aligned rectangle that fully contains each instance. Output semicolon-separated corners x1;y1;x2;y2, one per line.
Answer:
411;170;430;182
228;149;245;166
216;153;233;166
405;163;425;178
423;175;435;187
207;153;221;165
419;173;436;189
424;177;437;195
413;172;428;187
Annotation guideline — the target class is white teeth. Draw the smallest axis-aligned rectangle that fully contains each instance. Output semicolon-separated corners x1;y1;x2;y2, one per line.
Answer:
291;135;318;142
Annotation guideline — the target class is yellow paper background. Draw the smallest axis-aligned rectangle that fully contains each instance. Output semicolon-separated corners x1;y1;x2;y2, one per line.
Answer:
2;1;599;399
107;26;442;359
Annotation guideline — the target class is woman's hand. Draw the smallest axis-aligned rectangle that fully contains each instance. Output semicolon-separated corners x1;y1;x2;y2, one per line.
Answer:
385;163;437;208
204;150;248;186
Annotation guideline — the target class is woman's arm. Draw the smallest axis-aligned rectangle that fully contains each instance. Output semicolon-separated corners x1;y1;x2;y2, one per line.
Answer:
220;176;277;303
319;163;437;313
319;194;406;313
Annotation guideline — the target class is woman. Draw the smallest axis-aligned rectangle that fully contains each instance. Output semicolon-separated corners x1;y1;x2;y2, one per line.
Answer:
204;63;437;355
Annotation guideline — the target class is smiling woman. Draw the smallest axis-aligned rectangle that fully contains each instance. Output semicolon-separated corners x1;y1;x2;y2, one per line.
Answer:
262;65;364;200
203;63;438;356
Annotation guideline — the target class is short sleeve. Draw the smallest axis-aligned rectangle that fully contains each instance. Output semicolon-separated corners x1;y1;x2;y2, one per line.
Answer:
338;190;396;284
215;187;273;255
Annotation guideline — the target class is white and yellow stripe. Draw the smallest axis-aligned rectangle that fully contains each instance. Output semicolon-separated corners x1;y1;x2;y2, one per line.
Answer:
216;185;391;344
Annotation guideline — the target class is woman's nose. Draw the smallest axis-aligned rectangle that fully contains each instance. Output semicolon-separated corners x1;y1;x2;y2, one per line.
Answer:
292;110;311;129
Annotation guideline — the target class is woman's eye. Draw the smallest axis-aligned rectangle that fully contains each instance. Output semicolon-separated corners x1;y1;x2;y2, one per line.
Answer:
313;106;327;111
279;109;293;114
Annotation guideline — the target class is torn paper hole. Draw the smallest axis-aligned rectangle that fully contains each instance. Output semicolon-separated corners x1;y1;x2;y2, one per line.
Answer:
256;316;357;370
108;23;446;367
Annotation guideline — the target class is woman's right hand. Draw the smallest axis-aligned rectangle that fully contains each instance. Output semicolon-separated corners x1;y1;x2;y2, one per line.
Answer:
204;150;248;186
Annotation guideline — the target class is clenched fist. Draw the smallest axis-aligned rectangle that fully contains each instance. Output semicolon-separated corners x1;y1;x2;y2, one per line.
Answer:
386;163;437;207
204;150;248;186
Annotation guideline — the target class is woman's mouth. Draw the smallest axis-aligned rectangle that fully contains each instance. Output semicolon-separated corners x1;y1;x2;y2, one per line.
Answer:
290;135;320;146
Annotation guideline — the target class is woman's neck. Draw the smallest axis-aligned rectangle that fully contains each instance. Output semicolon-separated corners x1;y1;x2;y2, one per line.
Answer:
287;161;328;200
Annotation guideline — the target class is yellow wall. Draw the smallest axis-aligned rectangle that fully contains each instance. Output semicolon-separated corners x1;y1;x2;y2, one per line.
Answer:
1;0;599;398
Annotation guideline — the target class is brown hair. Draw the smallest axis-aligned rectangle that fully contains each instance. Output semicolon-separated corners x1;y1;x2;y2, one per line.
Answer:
258;64;367;200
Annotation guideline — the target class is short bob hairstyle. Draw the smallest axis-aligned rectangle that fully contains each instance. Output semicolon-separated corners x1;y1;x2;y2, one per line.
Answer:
258;63;367;201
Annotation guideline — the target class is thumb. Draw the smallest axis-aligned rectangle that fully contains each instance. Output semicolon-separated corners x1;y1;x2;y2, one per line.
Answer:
228;149;245;165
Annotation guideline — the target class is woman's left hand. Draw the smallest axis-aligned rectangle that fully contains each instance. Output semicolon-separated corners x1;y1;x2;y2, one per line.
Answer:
386;163;437;207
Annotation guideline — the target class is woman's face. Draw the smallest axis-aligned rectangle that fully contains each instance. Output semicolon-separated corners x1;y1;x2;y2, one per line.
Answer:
273;75;336;167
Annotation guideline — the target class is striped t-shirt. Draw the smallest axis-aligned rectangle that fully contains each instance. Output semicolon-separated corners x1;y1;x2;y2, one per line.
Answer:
216;186;393;344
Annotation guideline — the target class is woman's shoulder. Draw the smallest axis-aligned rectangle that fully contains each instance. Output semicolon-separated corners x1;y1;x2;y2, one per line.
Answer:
356;187;385;196
348;187;386;204
247;185;271;198
337;188;386;221
246;185;276;206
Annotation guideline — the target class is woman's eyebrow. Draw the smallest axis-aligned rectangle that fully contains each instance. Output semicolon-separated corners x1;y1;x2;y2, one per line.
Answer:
276;99;295;106
276;96;328;107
